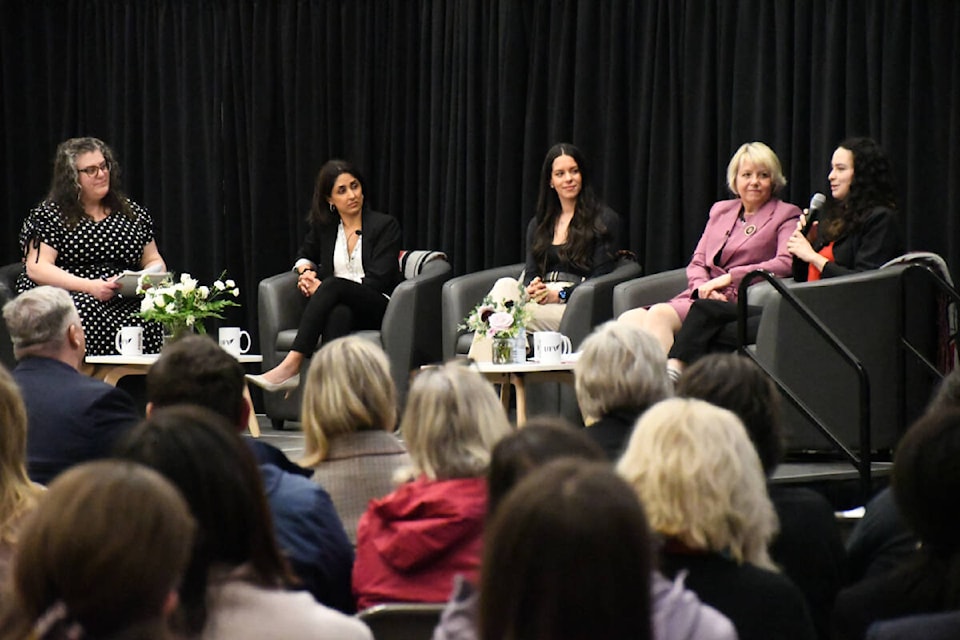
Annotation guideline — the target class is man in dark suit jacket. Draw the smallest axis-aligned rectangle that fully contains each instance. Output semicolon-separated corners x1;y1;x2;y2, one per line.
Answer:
2;286;139;485
146;334;356;613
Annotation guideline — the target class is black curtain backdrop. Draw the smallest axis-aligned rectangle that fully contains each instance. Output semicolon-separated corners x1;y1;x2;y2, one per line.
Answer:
2;0;958;347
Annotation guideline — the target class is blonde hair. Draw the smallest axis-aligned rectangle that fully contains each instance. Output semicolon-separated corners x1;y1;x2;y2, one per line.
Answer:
575;322;672;424
0;364;43;546
300;336;397;467
401;362;512;480
726;141;787;196
616;398;778;569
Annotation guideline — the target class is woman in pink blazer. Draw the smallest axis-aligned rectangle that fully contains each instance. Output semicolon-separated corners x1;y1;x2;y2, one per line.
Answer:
619;142;800;379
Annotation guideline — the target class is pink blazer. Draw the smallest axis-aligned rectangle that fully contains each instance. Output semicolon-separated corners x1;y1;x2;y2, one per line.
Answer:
667;197;800;321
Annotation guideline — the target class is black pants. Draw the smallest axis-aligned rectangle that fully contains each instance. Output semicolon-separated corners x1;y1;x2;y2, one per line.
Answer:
291;277;390;355
667;299;763;364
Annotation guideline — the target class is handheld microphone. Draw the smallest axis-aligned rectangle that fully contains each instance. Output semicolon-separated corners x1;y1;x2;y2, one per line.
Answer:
803;192;826;231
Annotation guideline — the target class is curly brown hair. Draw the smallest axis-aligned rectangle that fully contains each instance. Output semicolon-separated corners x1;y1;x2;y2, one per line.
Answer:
47;137;134;228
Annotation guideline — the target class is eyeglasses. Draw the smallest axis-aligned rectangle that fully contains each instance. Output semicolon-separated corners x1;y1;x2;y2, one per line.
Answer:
77;161;111;177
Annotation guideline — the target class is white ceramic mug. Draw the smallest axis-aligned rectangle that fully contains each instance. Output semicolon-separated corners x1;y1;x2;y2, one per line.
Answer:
114;326;143;356
534;331;572;364
218;327;251;356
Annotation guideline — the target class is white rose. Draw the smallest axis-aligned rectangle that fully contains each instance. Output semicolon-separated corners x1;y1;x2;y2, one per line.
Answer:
198;286;210;298
214;280;226;291
232;288;240;297
139;298;154;313
225;279;236;288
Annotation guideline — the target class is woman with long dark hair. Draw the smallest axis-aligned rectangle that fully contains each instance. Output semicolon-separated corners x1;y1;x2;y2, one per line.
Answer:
247;159;401;391
787;137;904;280
114;405;372;639
468;143;620;360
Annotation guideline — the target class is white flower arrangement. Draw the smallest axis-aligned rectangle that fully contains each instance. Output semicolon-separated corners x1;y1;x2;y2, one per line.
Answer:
136;271;240;336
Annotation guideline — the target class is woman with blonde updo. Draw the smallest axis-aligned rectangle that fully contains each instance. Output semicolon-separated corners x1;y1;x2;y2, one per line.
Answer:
300;336;410;544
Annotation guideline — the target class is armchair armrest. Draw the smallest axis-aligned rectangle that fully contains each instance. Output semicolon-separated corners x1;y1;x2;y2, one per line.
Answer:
441;263;524;359
612;268;688;317
257;271;305;368
380;259;452;403
559;259;643;349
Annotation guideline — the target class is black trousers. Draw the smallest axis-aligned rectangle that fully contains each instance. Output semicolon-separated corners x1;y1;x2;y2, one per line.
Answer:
291;277;390;355
667;299;763;364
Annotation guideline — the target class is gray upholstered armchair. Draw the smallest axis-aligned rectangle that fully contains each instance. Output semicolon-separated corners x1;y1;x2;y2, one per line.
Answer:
750;262;950;455
257;251;451;430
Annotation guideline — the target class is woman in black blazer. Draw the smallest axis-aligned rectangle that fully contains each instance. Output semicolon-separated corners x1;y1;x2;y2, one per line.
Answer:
248;160;401;391
788;137;904;280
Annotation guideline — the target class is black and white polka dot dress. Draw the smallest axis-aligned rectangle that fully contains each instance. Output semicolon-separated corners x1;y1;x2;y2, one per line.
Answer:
17;200;164;355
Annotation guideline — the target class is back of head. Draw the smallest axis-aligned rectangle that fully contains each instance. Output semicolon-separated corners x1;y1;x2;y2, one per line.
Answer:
575;321;672;423
0;363;37;540
677;353;784;475
2;460;194;639
480;459;653;640
401;362;512;480
112;405;289;634
927;367;960;414
893;408;960;556
2;286;77;359
487;416;606;514
301;336;397;466
616;397;777;568
146;334;245;427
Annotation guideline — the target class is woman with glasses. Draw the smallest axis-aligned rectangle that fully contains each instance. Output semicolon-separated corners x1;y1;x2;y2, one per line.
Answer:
17;137;167;355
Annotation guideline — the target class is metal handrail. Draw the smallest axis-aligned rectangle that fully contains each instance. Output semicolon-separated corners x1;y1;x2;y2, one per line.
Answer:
736;270;872;498
899;263;960;377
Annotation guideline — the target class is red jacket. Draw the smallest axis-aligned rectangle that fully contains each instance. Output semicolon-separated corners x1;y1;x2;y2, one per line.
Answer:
352;475;487;610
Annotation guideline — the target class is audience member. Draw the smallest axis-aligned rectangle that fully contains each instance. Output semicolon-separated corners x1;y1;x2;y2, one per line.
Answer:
832;408;960;639
479;459;653;640
433;417;737;640
2;286;138;484
352;362;512;609
114;405;372;639
845;367;960;583
574;321;672;459
0;364;44;584
468;143;620;360
618;398;816;640
0;460;194;640
866;610;960;640
678;353;847;639
146;334;354;612
299;336;410;544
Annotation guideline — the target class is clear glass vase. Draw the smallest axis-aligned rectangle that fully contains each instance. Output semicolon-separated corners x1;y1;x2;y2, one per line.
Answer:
491;337;513;364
